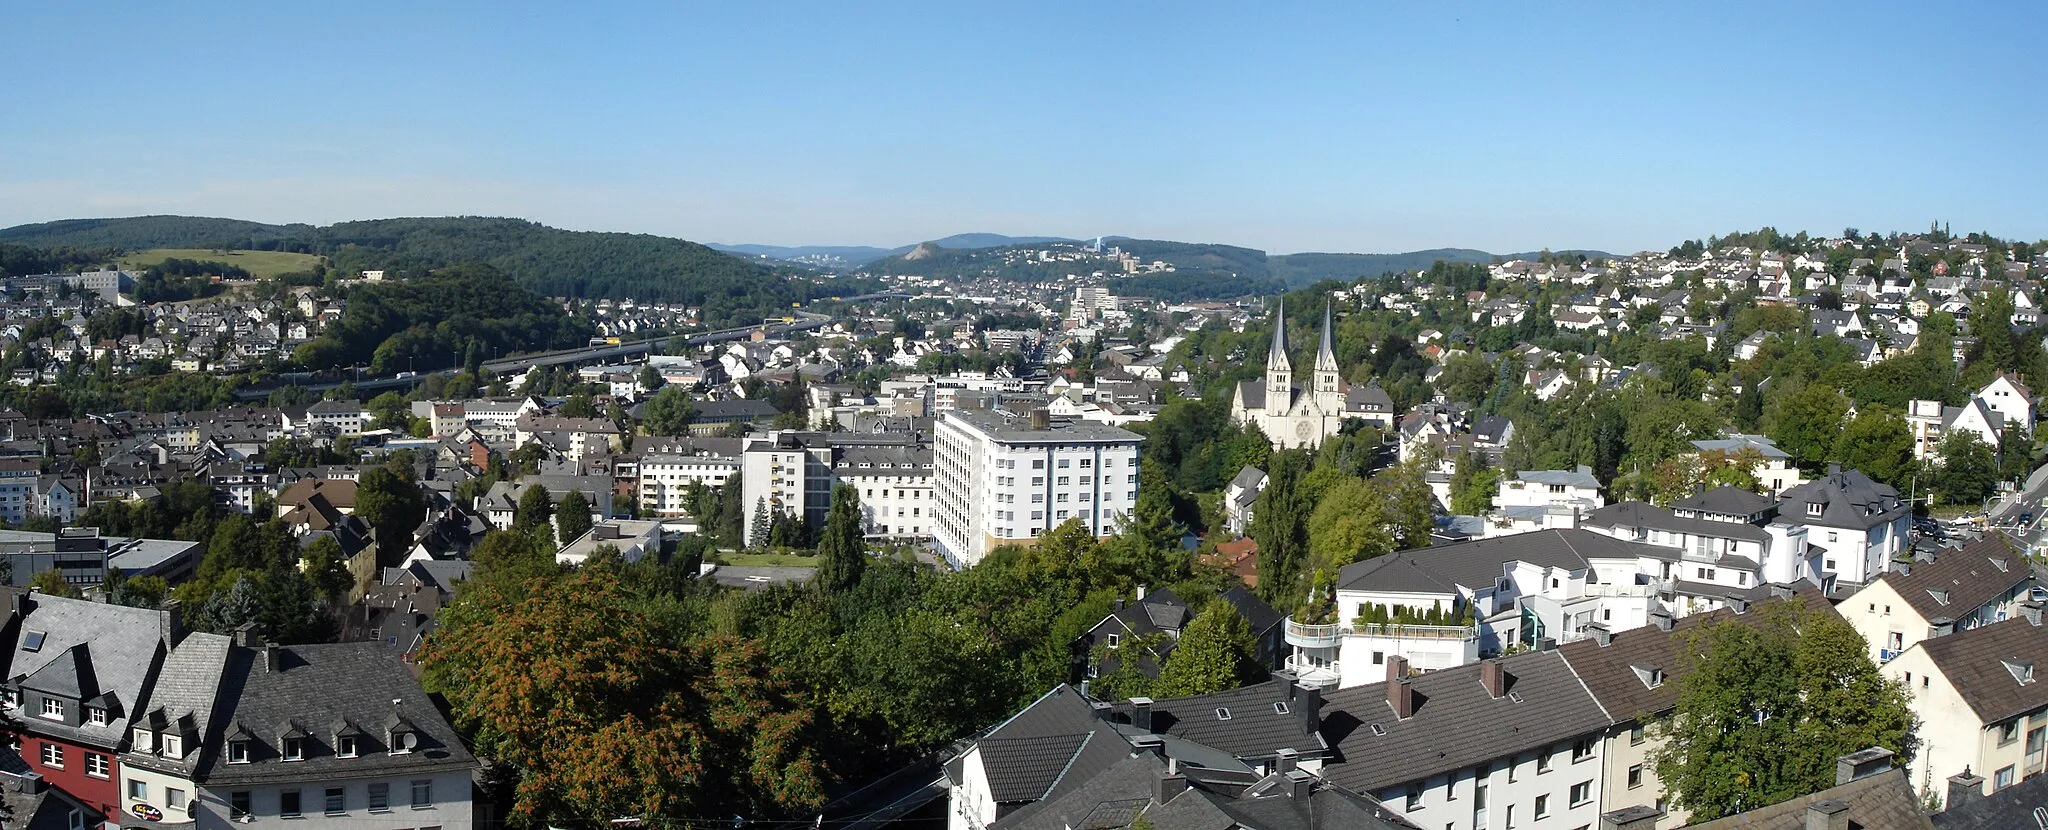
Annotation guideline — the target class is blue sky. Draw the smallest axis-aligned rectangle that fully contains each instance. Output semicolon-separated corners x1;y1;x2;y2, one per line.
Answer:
4;1;2043;254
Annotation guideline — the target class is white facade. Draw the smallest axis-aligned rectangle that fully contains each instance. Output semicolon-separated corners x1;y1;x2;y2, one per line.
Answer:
1377;738;1608;830
933;409;1142;568
193;770;473;830
637;453;739;517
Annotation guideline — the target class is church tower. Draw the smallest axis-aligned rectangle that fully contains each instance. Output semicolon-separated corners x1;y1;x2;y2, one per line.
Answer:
1315;302;1342;406
1266;300;1293;403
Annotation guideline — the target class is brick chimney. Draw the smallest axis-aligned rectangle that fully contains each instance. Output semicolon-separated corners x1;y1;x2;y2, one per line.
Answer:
1386;654;1409;682
161;599;185;648
1480;659;1507;699
1153;771;1188;805
1389;677;1416;719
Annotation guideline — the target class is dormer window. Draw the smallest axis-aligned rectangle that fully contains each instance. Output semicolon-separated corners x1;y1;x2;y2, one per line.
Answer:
41;698;63;720
283;737;304;761
86;707;106;726
131;728;155;753
336;735;358;758
388;728;417;755
227;740;250;764
163;735;182;758
1806;503;1823;517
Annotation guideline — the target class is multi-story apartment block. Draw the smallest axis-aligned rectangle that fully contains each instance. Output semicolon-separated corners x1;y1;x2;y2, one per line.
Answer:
1840;533;2037;663
1881;612;2048;805
636;452;739;518
933;408;1142;569
0;457;40;524
740;432;935;543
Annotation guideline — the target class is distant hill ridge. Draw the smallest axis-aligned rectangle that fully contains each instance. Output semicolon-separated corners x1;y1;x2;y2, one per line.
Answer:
0;215;840;317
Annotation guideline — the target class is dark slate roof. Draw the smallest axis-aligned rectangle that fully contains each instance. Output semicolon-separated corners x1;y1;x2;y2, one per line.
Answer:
1137;588;1191;631
1687;767;1931;830
1916;617;2048;724
1583;500;1772;543
197;641;475;785
1336;529;1666;594
9;595;168;747
981;733;1097;802
1319;650;1612;793
1780;468;1909;530
1933;764;2048;828
1108;681;1327;762
689;399;780;420
1229;465;1266;492
122;632;232;777
1875;533;2031;622
996;748;1161;829
1672;485;1778;518
1556;585;1836;724
1220;585;1283;637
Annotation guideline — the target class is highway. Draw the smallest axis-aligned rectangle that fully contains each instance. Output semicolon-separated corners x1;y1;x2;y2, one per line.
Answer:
231;291;912;401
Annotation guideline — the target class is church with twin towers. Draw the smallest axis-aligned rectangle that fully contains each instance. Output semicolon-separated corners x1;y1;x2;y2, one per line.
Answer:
1229;300;1395;449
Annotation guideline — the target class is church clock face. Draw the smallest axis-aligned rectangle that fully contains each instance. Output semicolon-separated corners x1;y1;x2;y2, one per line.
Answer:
1295;421;1313;441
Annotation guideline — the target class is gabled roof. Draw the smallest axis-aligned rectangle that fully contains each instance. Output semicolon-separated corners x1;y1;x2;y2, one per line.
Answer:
1108;681;1326;761
1556;584;1836;724
8;595;168;745
1336;529;1669;595
1319;650;1612;793
1687;767;1931;830
1933;763;2048;828
1916;617;2048;724
1872;533;2030;622
1672;485;1778;518
1585;500;1771;543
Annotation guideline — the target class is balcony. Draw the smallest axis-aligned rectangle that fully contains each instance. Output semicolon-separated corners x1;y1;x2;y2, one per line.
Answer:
1282;653;1343;690
1586;579;1671;599
1352;623;1480;642
1285;618;1344;649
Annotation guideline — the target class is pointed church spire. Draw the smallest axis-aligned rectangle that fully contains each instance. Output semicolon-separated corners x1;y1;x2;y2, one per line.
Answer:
1316;302;1339;375
1267;299;1291;373
1266;300;1292;398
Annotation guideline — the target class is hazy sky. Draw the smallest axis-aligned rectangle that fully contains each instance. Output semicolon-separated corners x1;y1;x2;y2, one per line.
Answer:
5;1;2044;254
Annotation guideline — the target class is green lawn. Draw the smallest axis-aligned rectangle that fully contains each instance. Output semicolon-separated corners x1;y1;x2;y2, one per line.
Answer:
713;552;820;567
119;248;326;279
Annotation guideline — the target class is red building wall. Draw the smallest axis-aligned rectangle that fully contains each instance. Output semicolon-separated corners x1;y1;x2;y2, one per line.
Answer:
20;734;121;823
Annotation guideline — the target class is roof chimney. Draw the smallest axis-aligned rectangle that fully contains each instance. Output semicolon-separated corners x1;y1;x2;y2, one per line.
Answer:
1930;617;1956;637
1389;677;1417;719
1386;654;1409;682
1589;624;1613;647
1827;462;1842;477
1154;771;1188;806
1769;583;1795;600
1946;767;1985;809
1835;747;1894;784
1480;659;1507;698
161;599;185;648
1600;805;1663;830
1727;595;1750;614
1274;747;1299;776
1649;610;1674;632
1131;697;1154;733
1805;799;1850;830
1283;768;1314;800
1130;735;1165;759
1029;408;1051;431
2022;601;2043;627
264;642;281;673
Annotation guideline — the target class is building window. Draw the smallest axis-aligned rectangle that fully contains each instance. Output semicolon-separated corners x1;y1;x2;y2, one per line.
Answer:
325;787;345;815
40;698;63;720
228;740;250;764
127;780;147;800
411;779;433;809
1571;780;1591;806
283;737;304;761
2000;722;2020;745
85;753;107;778
280;790;302;819
1536;752;1552;773
1628;764;1643;789
230;792;251;820
369;783;390;813
40;743;62;769
337;735;358;758
1995;765;2016;790
1572;739;1594;762
1630;725;1645;745
1534;794;1550;818
86;707;106;726
164;735;182;757
1404;790;1422;811
166;788;186;811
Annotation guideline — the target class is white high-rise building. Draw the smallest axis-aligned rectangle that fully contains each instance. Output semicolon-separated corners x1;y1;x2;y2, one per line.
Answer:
933;408;1143;569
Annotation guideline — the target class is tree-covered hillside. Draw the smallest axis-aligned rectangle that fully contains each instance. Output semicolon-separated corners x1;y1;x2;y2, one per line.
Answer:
0;215;849;323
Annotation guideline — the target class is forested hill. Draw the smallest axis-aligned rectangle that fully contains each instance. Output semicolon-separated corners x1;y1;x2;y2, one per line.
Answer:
0;215;841;317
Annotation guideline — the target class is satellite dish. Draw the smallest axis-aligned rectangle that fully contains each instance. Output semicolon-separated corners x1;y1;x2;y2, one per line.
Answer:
399;732;419;750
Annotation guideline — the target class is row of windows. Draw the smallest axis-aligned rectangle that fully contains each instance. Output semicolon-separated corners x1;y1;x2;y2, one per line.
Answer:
38;743;111;778
234;780;437;819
